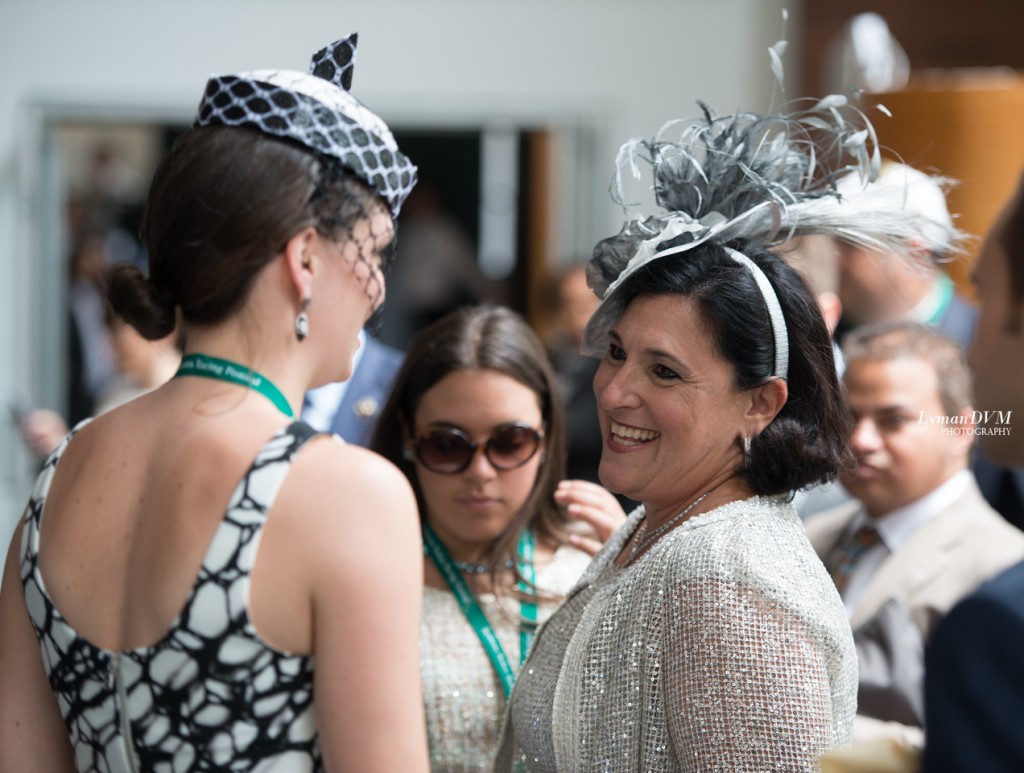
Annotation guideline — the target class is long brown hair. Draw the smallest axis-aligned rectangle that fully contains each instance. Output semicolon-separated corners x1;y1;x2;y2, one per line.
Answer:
371;304;571;571
107;126;382;340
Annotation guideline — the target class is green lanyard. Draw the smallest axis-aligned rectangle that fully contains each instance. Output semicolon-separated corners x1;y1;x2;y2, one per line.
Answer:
518;531;537;662
924;272;955;327
175;353;294;418
423;523;537;698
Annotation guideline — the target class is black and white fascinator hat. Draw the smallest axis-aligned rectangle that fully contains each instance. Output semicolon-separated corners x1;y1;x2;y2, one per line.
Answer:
580;38;965;365
195;34;417;217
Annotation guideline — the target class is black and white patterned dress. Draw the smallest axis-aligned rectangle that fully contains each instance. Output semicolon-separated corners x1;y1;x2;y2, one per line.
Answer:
20;421;323;772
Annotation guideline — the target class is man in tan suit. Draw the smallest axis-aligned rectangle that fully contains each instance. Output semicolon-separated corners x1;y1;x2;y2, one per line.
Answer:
805;320;1024;749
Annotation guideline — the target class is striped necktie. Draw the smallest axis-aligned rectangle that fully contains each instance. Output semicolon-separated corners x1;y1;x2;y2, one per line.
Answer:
827;525;881;592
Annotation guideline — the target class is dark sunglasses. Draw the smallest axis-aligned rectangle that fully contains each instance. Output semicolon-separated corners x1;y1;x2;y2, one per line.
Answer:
411;422;544;475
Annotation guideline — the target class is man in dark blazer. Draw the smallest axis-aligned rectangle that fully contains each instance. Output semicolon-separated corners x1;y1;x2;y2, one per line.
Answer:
805;321;1024;752
923;172;1024;772
302;331;403;447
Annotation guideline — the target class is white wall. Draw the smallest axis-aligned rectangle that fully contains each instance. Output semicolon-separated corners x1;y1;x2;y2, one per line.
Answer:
0;0;793;539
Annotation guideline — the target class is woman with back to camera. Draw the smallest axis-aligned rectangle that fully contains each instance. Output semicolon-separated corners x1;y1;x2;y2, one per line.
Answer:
371;304;625;771
0;35;429;772
496;85;930;770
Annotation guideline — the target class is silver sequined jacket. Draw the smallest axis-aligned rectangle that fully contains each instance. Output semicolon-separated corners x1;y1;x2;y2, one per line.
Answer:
497;496;857;772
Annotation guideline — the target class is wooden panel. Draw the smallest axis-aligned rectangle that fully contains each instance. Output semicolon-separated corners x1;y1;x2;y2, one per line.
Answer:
523;131;555;331
800;0;1024;98
866;76;1024;295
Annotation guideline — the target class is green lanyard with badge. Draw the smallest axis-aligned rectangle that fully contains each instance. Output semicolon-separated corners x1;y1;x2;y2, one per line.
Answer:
422;523;537;698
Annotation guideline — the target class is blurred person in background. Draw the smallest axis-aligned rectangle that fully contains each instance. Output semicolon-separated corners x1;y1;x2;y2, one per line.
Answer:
66;232;118;424
832;161;973;346
806;321;1024;755
806;160;1024;530
544;263;604;486
19;313;181;459
301;328;403;446
923;170;1024;773
777;234;855;519
378;179;505;350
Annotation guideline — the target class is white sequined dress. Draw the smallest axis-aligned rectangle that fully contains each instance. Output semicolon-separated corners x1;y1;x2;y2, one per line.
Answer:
421;544;591;772
497;496;858;772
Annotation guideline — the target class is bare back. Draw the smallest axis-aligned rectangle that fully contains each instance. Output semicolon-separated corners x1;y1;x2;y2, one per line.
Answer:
12;378;429;770
38;383;316;655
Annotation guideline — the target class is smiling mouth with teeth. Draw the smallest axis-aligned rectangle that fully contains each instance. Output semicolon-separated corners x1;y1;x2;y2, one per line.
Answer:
609;420;660;446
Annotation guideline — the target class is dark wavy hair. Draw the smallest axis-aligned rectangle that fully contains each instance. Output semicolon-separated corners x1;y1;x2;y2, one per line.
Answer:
106;125;384;340
612;238;854;496
371;304;571;570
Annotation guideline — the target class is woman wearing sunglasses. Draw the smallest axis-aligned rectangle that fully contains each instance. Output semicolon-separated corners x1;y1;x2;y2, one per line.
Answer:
371;304;625;772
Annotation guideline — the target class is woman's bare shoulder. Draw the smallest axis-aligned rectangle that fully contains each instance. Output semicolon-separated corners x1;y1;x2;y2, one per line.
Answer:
290;436;414;503
276;436;419;550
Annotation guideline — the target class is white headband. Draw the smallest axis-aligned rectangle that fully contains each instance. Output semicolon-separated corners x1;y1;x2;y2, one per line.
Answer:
723;247;789;380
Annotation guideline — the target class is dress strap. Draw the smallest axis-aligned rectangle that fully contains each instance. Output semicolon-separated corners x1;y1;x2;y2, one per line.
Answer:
198;421;319;580
20;418;93;570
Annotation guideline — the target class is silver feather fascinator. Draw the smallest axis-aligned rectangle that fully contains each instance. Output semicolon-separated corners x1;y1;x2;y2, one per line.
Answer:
580;81;965;359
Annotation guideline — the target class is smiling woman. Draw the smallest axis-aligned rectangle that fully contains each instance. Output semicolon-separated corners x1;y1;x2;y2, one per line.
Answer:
594;294;764;524
494;83;924;771
500;237;860;773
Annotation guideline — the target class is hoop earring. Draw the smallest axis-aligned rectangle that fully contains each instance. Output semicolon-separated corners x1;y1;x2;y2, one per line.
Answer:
295;296;311;342
743;436;752;469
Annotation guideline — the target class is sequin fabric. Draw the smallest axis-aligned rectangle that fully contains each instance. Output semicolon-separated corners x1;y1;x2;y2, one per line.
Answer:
20;422;323;772
421;546;591;772
497;497;858;772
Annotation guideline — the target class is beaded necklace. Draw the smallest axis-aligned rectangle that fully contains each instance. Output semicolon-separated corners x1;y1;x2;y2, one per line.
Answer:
630;491;711;562
455;557;516;575
423;524;537;697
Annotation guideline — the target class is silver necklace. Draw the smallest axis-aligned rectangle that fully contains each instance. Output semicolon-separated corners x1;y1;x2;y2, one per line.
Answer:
454;557;516;575
630;491;712;562
422;545;515;575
